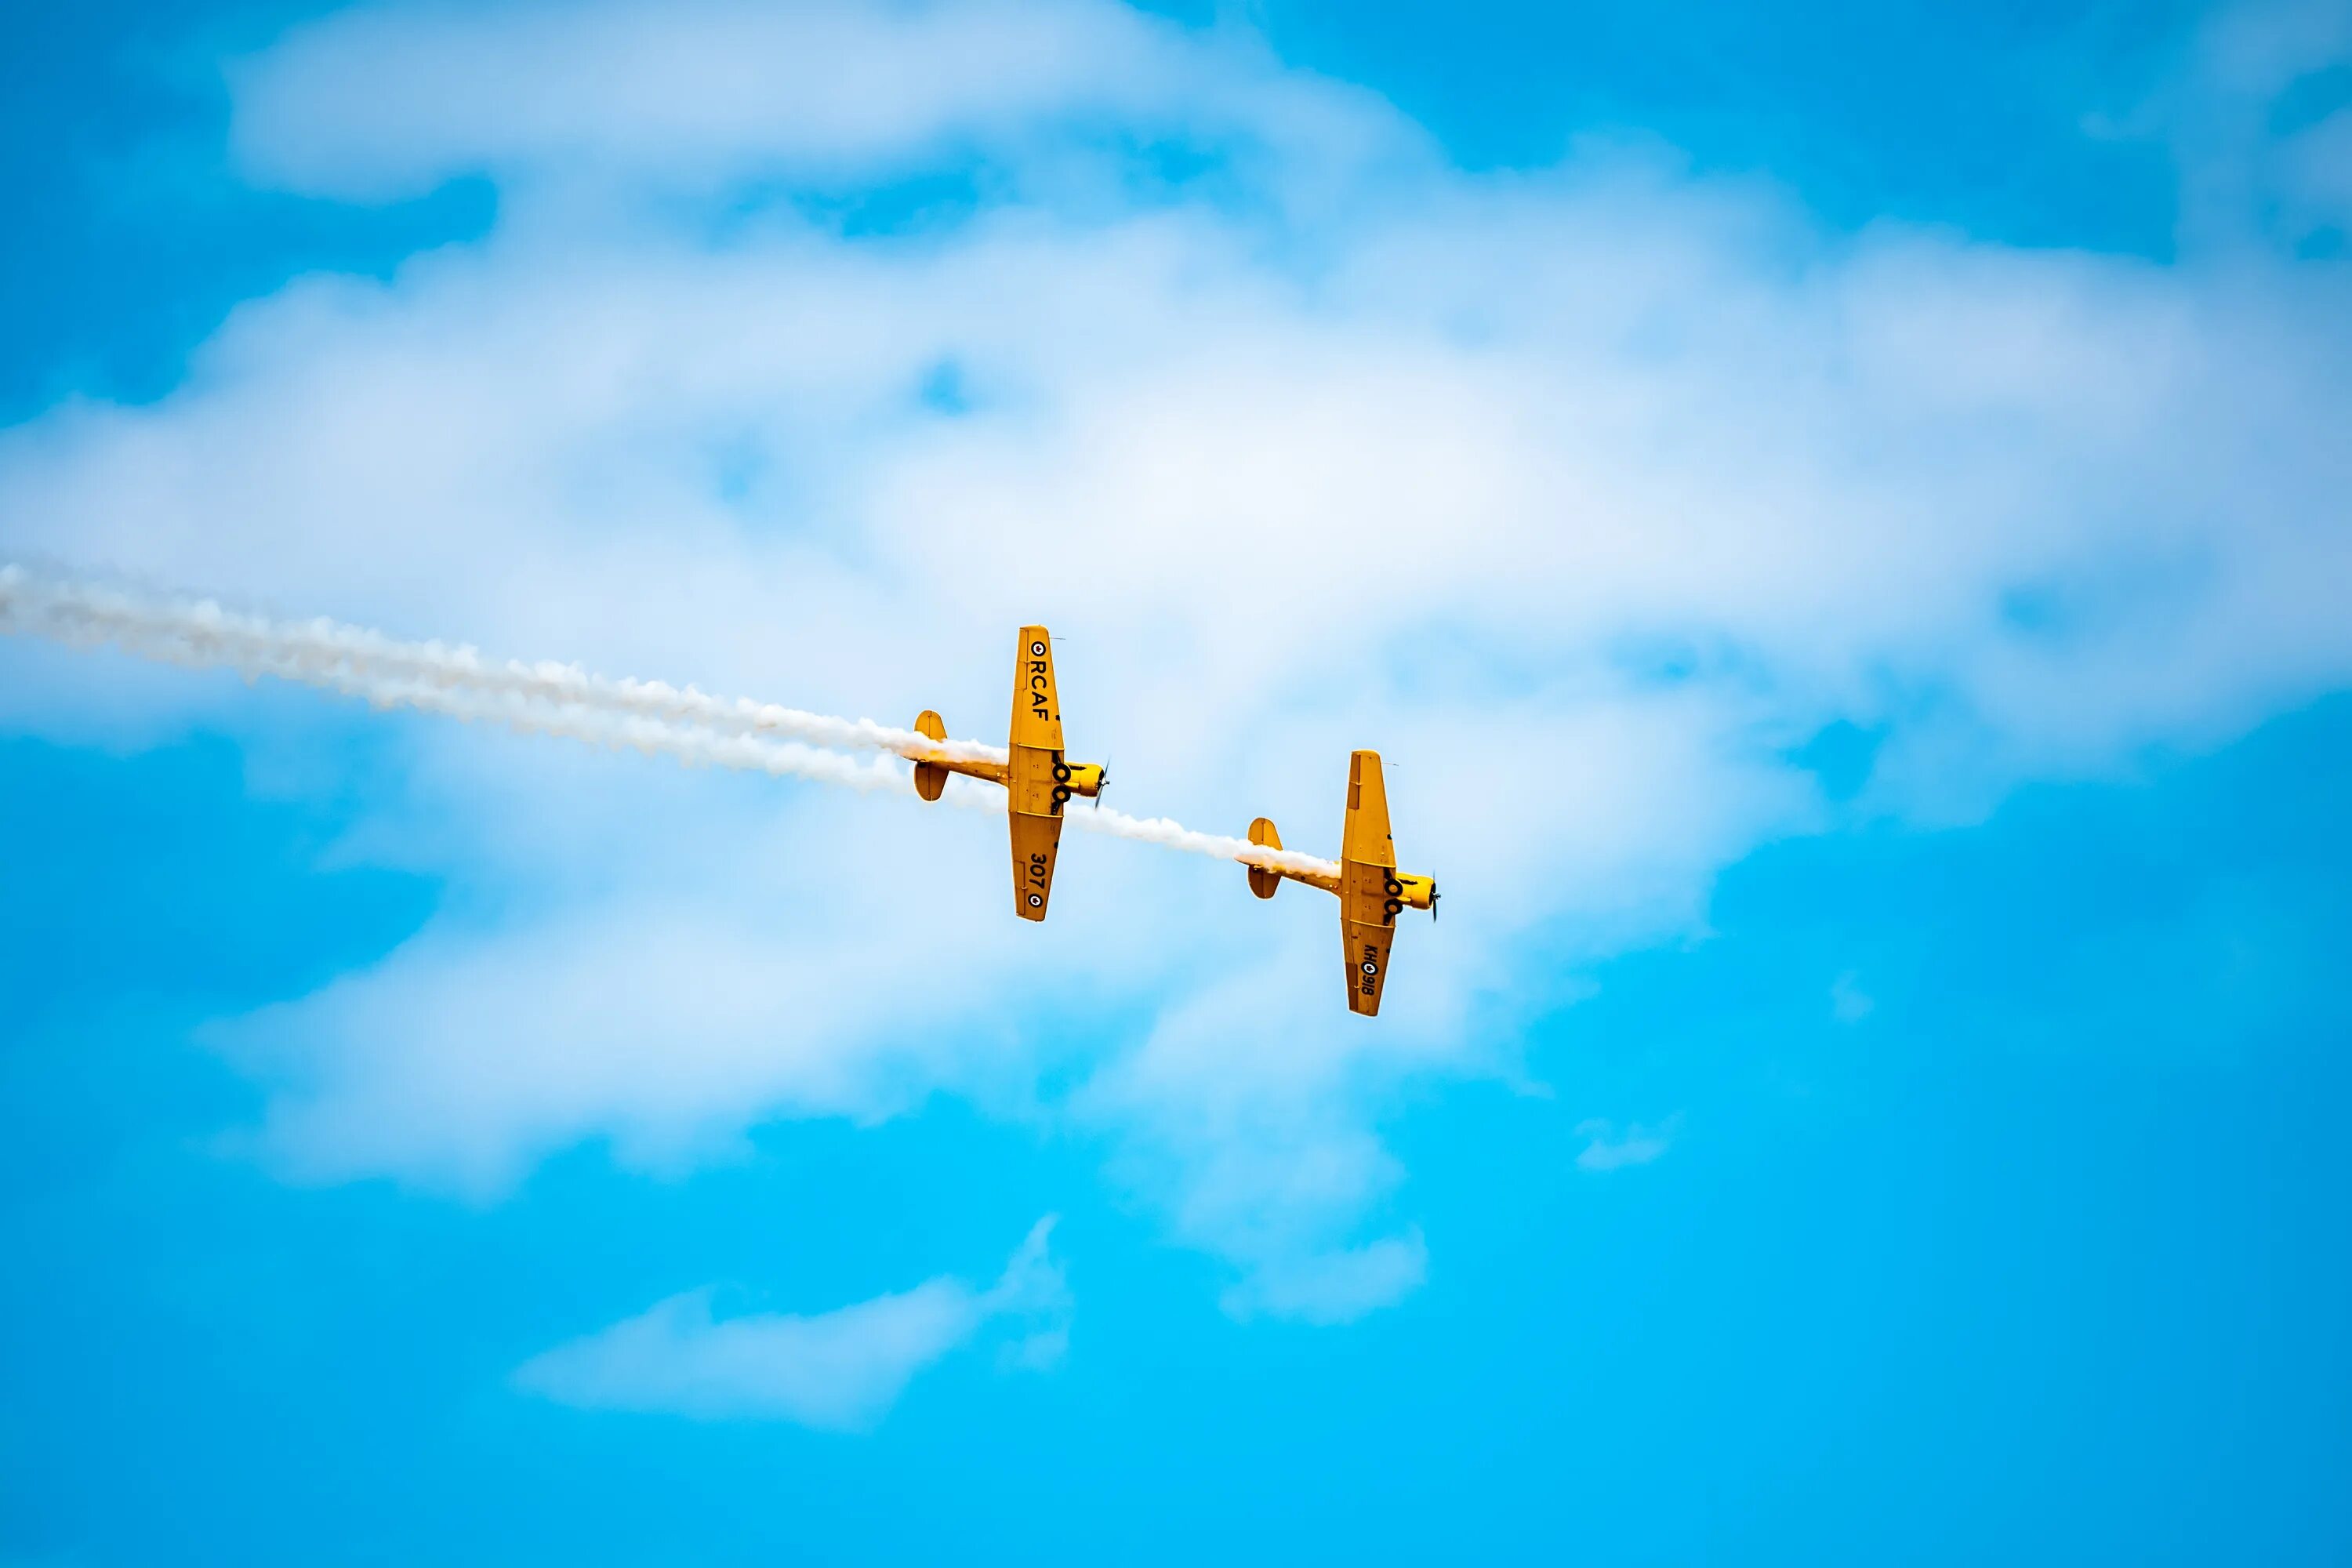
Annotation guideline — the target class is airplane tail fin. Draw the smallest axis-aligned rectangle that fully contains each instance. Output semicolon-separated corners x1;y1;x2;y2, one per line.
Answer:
913;710;949;801
1247;817;1283;898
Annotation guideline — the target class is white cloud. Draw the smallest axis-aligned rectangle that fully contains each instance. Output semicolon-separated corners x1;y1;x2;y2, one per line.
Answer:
3;0;2349;1319
1575;1118;1678;1174
514;1215;1066;1428
1221;1230;1428;1323
224;0;1410;200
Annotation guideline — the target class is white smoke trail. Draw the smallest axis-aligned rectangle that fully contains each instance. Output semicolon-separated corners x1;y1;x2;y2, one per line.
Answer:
0;564;1343;879
1074;806;1338;880
353;683;916;794
0;567;1004;765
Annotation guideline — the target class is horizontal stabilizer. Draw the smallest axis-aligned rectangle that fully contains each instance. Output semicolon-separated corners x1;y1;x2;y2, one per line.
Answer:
913;709;948;801
1247;817;1282;899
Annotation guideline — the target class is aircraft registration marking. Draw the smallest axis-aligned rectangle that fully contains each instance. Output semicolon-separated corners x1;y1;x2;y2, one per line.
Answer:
1029;642;1053;720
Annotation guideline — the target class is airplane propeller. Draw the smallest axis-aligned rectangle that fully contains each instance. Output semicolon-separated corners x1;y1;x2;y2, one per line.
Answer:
1094;754;1112;811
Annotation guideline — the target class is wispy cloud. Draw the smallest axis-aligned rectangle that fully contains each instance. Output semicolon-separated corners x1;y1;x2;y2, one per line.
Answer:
1575;1117;1679;1173
514;1217;1066;1429
224;0;1404;199
1221;1229;1428;1323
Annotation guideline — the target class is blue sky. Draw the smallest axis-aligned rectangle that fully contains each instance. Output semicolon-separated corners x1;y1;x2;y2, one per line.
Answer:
4;1;2350;1563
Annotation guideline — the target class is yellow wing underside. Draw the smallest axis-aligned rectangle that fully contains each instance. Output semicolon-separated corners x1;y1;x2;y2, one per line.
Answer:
1338;752;1401;1014
1342;914;1396;1016
1010;808;1062;921
1342;749;1395;868
1007;625;1066;921
1011;625;1064;752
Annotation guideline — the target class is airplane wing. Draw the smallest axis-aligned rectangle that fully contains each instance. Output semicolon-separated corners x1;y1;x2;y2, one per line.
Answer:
1010;625;1065;752
1010;808;1063;921
1342;750;1396;868
1341;750;1402;1012
1007;625;1069;922
1342;914;1395;1016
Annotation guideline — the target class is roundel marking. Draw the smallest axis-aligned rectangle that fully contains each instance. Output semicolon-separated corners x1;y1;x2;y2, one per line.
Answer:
1029;640;1047;657
1027;892;1044;907
1361;960;1379;975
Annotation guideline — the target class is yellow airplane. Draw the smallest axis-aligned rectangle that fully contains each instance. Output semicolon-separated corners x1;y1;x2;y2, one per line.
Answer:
908;625;1107;921
1244;750;1438;1016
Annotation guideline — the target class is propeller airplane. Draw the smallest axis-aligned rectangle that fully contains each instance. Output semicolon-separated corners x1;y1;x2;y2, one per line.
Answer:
907;625;1107;921
1244;749;1438;1017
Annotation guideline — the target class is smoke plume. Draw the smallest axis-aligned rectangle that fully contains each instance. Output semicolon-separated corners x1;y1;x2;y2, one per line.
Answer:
1;565;1342;880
